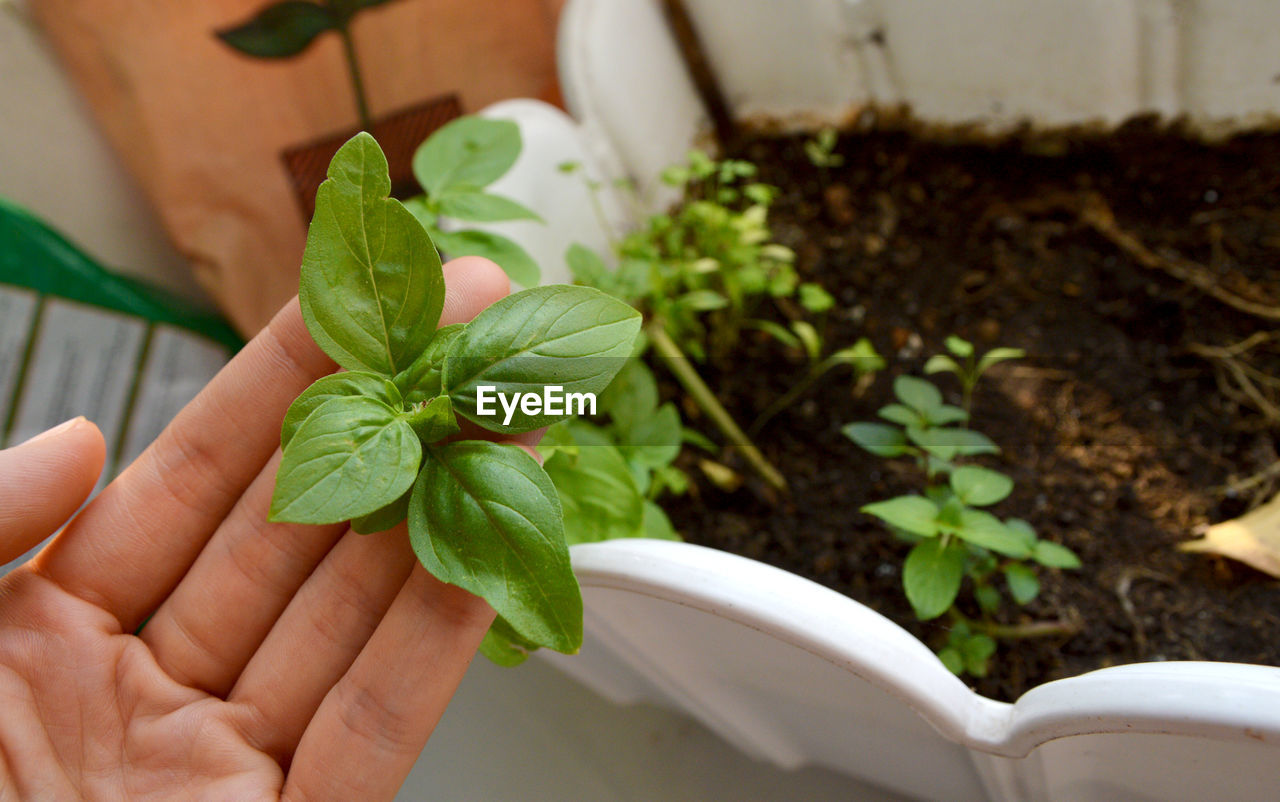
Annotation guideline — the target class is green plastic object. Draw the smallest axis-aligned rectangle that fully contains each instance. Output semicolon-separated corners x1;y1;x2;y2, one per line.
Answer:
0;197;242;351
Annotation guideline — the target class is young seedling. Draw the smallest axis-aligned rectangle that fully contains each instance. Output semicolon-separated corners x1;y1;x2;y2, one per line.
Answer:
843;357;1081;678
924;335;1024;418
269;132;640;666
804;127;844;169
402;116;544;287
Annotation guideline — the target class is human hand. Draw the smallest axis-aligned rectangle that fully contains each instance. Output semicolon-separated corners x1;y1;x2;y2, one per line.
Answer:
0;257;513;801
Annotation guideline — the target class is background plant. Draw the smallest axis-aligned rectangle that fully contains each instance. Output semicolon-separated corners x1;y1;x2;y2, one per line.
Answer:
270;132;640;666
216;0;394;130
402;116;544;287
843;354;1080;678
562;151;853;491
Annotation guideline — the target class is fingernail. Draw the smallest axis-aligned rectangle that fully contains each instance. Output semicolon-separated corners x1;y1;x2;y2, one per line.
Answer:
21;416;85;446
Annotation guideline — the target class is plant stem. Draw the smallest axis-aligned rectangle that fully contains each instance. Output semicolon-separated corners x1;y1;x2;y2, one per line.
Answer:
951;609;1081;641
747;355;842;437
646;322;787;492
337;26;373;131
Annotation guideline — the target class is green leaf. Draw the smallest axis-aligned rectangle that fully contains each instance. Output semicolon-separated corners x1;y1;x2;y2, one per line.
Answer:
842;422;910;457
444;285;642;434
599;360;659;435
281;371;400;448
938;647;964;675
544;443;645;545
894;375;943;414
925;404;969;426
479;614;541;667
642;500;681;540
960;633;996;676
1005;518;1038;549
1004;563;1041;604
215;1;336;59
974;583;1002;614
435;190;542;223
566;243;612;288
861;496;940;537
270;396;422;524
798;282;835;313
923;354;959;375
1034;540;1082;569
623;403;681;468
950;466;1014;506
404;394;459;442
835;337;885;377
413;116;521;196
977;347;1026;373
903;538;964;620
409;441;581;653
299;133;445;375
394;323;465;405
945;335;974;358
950;510;1033;557
790;321;822;362
906;427;999;460
350;489;411;535
747;319;801;349
431;228;540;288
677;290;729;311
877;404;922;427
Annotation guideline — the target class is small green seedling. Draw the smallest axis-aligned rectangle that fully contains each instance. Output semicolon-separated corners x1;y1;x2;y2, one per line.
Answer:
270;132;640;665
804;127;844;169
402;116;544;287
843;355;1080;678
924;335;1024;417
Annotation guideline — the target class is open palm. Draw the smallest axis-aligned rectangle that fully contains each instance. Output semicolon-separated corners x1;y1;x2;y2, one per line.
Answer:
0;258;512;801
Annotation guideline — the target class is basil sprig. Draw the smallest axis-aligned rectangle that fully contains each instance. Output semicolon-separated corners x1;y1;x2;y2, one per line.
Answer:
271;132;641;657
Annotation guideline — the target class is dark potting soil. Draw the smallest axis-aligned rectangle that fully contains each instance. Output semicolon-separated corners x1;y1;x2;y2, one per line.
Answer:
662;119;1280;702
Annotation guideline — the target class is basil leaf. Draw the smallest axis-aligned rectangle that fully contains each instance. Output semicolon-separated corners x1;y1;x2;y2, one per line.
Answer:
622;402;681;468
543;444;644;545
861;495;940;537
950;510;1033;557
435;191;543;223
642;500;680;541
903;537;965;620
1003;563;1041;604
350;489;411;535
894;375;943;414
408;441;581;653
432;228;541;288
395;323;464;405
842;422;910;457
270;396;422;524
281;371;401;448
599;359;659;436
1034;540;1082;569
300;132;445;376
949;466;1014;507
412;117;521;196
216;2;336;59
443;286;642;434
479;614;542;667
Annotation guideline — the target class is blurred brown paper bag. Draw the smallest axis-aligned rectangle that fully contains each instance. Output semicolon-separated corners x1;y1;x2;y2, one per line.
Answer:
32;0;566;335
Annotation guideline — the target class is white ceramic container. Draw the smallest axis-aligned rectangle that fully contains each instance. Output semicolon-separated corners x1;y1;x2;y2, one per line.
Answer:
472;2;1280;798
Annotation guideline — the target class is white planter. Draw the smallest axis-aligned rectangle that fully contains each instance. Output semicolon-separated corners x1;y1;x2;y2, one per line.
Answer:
474;2;1280;799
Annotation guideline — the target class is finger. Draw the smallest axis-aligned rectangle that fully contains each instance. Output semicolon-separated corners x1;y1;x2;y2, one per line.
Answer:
139;453;347;695
229;525;417;762
0;418;104;566
281;566;493;802
34;299;335;630
139;257;509;692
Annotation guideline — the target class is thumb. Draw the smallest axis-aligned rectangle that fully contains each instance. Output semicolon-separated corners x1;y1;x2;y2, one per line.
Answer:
0;417;106;566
